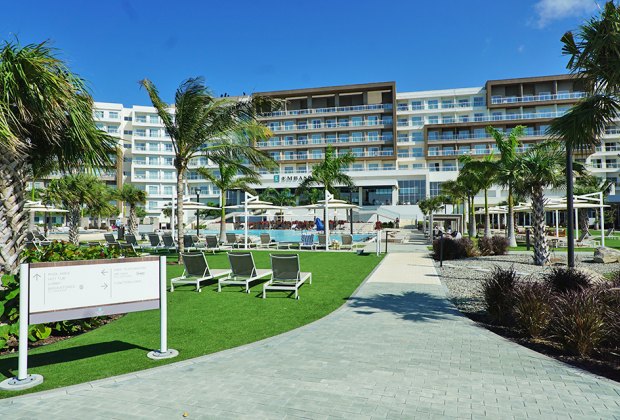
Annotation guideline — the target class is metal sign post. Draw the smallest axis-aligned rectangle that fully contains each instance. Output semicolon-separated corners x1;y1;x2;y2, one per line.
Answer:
0;256;177;392
325;190;333;249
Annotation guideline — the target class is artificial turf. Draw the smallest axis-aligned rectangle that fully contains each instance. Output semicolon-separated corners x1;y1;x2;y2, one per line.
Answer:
0;250;382;398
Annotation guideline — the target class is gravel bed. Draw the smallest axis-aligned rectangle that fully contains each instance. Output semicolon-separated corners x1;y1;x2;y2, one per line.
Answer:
435;252;620;314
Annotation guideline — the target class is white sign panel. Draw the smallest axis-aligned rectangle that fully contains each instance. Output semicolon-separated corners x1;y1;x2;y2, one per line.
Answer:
28;257;161;323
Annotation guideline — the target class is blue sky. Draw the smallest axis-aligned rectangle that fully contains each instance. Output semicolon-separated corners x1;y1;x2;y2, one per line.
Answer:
2;0;602;105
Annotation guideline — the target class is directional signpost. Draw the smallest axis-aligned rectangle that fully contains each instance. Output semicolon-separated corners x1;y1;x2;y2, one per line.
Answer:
0;256;177;391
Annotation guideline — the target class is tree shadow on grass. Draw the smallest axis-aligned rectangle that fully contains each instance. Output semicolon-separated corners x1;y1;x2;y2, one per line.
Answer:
347;290;462;323
0;341;150;378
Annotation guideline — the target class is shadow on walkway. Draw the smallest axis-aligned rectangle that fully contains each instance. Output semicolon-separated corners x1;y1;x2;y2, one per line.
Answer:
348;290;461;323
0;341;150;378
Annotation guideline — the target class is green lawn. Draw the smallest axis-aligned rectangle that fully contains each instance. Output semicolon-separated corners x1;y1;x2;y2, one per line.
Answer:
0;251;382;398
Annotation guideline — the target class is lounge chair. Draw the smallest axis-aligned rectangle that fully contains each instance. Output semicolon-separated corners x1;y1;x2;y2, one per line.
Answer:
30;231;51;246
316;234;327;250
576;231;600;247
605;227;618;240
124;233;143;252
218;253;272;293
262;254;312;300
340;234;354;250
162;234;178;252
204;235;227;253
258;233;278;249
119;243;139;256
171;253;232;292
147;233;165;252
24;240;40;251
183;234;205;252
87;241;102;247
224;233;241;248
104;233;118;246
300;232;316;250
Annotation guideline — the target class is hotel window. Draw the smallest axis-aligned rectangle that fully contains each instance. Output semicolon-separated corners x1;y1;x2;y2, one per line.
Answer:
399;164;409;170
606;159;618;168
443;147;455;156
311;119;321;129
352;117;363;127
147;142;158;151
311;134;322;144
473;97;484;107
326;134;337;144
148;185;159;195
442;131;454;140
96;123;105;130
458;130;470;139
428;146;439;156
411;101;423;110
148;201;158;210
109;111;119;119
107;125;119;134
411;132;423;141
398;133;409;142
539;91;551;100
163;186;173;195
339;134;349;143
411;148;423;157
430;182;443;197
311;149;322;159
398;179;425;204
428;131;439;141
339;118;349;127
368;131;379;141
269;122;279;131
492;112;503;121
474;113;484;122
94;110;104;118
474;144;487;154
397;118;408;127
428;116;439;124
591;159;602;168
352;147;363;157
163;157;173;165
147;156;159;165
298;120;307;130
441;100;454;109
383;163;395;170
284;121;295;131
474;128;486;138
149;129;160;137
459;146;471;155
398;148;409;158
164;143;173;152
134;129;146;137
297;135;308;145
148;115;159;124
442;116;455;124
368;163;380;171
352;163;363;171
427;100;438;109
443;162;456;171
163;171;174;180
459;115;470;123
397;103;408;111
124;116;132;121
411;116;422;125
458;99;470;108
284;136;294;145
367;116;378;126
326;119;336;128
135;115;147;123
352;132;363;142
284;166;294;174
123;130;133;135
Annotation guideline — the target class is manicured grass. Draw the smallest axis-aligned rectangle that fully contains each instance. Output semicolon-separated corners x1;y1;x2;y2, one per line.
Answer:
0;251;382;398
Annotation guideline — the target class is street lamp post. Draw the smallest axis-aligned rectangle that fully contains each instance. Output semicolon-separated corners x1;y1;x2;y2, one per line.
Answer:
196;190;200;237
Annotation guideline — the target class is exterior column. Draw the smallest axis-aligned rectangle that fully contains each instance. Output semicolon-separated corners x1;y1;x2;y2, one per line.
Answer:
358;186;363;206
391;186;398;206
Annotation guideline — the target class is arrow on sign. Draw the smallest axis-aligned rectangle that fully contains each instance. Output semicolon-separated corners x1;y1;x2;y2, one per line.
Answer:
101;269;108;276
33;273;41;281
101;282;108;290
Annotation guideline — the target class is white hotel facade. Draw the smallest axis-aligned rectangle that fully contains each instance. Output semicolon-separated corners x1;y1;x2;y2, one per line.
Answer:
82;75;620;224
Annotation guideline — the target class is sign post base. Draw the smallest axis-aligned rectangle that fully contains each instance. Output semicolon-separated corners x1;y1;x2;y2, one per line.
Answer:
147;349;178;360
0;374;44;391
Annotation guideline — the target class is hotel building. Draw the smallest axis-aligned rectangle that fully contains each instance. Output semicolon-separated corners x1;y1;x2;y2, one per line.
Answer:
38;74;620;224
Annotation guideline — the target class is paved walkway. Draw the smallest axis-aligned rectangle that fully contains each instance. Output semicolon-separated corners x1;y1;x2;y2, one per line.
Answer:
1;252;619;419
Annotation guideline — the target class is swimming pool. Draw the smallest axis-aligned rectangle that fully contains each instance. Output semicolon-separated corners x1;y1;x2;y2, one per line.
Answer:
198;229;373;243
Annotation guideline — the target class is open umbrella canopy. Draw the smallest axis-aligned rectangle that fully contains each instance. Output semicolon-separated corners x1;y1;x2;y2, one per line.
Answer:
299;202;359;209
24;201;68;213
160;200;220;210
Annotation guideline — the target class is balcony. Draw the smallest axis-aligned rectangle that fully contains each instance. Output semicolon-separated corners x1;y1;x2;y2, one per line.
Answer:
259;103;393;118
427;130;547;142
269;119;392;132
259;135;393;148
490;91;586;105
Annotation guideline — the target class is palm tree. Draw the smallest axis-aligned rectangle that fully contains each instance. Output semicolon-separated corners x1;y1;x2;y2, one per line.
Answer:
113;184;148;235
140;77;274;258
297;145;355;223
487;125;526;247
441;180;466;215
459;154;497;237
418;196;444;236
85;185;118;229
549;1;620;267
45;174;110;245
454;167;482;238
196;158;262;240
261;188;296;206
0;41;116;274
517;142;567;265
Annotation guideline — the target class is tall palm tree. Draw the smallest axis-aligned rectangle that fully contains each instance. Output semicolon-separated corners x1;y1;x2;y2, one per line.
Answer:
260;188;297;206
140;77;274;258
441;180;466;215
113;184;148;235
46;174;110;245
0;41;116;274
85;184;117;229
487;125;526;247
454;166;482;238
418;196;444;237
517;142;567;266
549;1;620;267
459;154;497;237
196;158;262;240
297;145;355;223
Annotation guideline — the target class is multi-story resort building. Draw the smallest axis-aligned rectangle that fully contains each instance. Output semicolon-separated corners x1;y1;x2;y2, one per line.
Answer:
36;74;619;226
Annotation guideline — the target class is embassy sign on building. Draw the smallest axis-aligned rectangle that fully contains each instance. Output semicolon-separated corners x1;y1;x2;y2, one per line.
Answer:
274;174;309;183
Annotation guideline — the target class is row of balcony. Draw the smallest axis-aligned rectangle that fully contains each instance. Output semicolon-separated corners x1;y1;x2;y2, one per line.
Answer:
259;135;393;148
272;150;395;161
270;119;392;132
259;103;392;118
427;146;532;157
396;102;483;111
490;92;586;105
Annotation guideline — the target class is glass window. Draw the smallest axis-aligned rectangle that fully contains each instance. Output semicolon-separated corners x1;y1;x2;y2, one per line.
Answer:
441;100;454;109
428;131;439;140
367;116;378;126
427;100;439;109
311;134;322;144
339;134;349;143
367;131;379;141
352;132;363;142
473;97;484;107
109;111;119;119
411;132;423;141
164;143;173;152
284;121;295;130
134;129;146;137
149;115;159;124
398;118;408;127
411;116;423;125
398;180;426;204
428;116;439;124
442;116;455;124
107;125;119;134
311;149;322;159
135;115;147;123
412;148;423;157
411;101;423;110
148;185;158;195
474;128;486;138
94;110;104;118
326;134;337;143
459;115;470;123
352;117;363;127
430;182;443;197
311;119;321;129
458;99;470;107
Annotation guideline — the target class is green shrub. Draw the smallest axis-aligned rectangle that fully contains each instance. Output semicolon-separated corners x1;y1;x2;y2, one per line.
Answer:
482;266;519;324
432;237;477;261
595;273;620;348
512;282;554;339
543;267;591;294
478;235;510;256
552;289;608;357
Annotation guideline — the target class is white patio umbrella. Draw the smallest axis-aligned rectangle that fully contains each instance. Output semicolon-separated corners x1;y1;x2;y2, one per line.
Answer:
298;193;359;247
225;193;285;248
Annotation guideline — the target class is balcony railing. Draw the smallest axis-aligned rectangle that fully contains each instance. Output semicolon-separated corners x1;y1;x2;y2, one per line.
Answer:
259;135;393;148
427;130;547;142
259;103;392;118
490;91;587;105
273;150;394;161
428;146;531;157
269;119;392;132
427;110;568;125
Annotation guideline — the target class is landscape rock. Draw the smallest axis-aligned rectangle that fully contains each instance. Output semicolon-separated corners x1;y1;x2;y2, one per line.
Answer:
593;247;620;264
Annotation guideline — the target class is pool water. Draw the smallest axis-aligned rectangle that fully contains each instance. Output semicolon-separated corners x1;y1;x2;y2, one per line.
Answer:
198;229;373;243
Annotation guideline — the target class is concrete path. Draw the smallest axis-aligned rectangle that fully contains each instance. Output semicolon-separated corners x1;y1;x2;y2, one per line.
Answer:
1;253;619;419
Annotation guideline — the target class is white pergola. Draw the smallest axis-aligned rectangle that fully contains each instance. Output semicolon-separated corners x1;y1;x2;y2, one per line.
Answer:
25;201;68;230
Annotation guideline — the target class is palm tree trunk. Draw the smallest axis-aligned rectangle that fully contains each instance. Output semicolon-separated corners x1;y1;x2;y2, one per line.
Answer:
128;205;137;236
484;189;491;237
578;209;589;238
219;192;227;241
468;195;476;237
0;155;29;274
176;167;185;261
507;183;517;247
531;185;549;266
68;207;81;245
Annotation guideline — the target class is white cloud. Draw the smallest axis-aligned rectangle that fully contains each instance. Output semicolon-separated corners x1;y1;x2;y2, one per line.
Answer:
533;0;598;28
